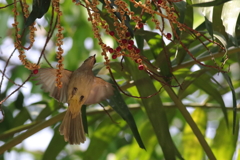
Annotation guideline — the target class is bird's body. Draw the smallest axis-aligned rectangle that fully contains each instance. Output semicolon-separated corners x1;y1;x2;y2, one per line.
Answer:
34;55;114;144
67;66;94;118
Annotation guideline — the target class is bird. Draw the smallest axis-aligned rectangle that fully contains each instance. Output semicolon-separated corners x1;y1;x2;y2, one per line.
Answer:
33;55;114;144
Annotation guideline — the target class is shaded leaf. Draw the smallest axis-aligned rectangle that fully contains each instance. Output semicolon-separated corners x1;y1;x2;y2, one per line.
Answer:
13;107;32;127
191;0;231;7
35;100;62;121
25;0;51;27
81;105;88;134
222;73;237;133
14;92;24;110
103;76;145;149
204;16;214;39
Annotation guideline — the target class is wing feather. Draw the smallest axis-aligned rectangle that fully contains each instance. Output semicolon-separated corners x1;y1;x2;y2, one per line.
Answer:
33;68;72;103
84;77;114;105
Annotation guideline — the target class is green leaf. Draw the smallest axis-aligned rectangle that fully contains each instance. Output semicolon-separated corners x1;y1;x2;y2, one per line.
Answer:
124;58;182;160
212;4;228;49
14;92;24;110
178;68;209;99
81;105;88;134
103;76;145;149
35;100;62;121
204;16;214;39
136;30;172;79
222;73;237;133
211;112;239;160
0;106;14;134
13;107;32;127
128;120;158;160
191;0;231;7
83;113;123;160
25;0;51;27
192;71;229;126
42;127;67;160
181;108;207;160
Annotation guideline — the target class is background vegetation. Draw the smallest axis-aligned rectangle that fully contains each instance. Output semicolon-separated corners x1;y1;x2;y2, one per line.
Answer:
0;0;240;159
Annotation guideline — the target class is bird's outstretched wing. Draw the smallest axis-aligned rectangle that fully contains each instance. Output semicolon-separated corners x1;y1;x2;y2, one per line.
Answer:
33;68;72;103
84;77;114;105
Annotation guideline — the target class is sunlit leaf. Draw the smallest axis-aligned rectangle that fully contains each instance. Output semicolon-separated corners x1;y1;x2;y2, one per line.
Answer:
211;112;239;160
181;108;207;160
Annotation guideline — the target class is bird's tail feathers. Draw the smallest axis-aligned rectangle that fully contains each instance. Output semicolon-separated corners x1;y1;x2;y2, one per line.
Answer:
59;109;86;144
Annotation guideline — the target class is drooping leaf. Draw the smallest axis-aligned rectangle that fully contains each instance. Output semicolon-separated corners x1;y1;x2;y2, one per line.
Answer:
25;0;51;27
124;57;183;160
103;76;145;149
222;73;237;134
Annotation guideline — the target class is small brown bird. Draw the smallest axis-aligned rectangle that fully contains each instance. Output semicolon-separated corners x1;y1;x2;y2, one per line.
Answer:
34;55;114;144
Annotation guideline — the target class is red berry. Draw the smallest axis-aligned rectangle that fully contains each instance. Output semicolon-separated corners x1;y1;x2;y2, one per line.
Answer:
116;46;121;52
166;33;172;39
158;0;162;4
125;32;131;37
33;69;38;74
138;64;144;70
108;48;114;53
135;48;140;53
128;40;134;45
112;54;117;59
127;44;133;50
138;22;143;28
109;31;115;36
122;39;127;44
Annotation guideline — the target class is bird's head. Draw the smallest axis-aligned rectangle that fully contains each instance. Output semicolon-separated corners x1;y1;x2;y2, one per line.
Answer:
82;54;96;68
